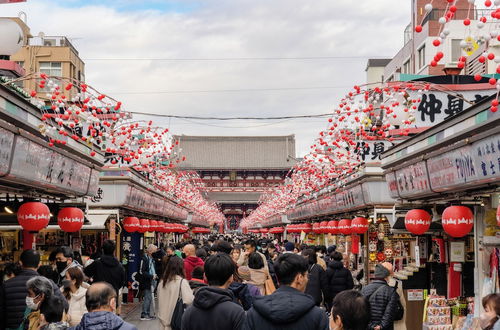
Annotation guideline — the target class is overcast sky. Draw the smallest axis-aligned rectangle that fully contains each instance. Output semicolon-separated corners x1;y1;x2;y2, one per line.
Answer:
3;0;410;156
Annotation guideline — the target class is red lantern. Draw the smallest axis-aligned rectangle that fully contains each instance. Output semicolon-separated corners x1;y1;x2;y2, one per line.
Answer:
123;217;140;233
405;209;431;235
312;222;321;234
260;228;269;234
327;220;339;234
442;206;474;238
148;220;156;232
497;204;500;227
57;208;84;232
338;219;352;235
138;219;150;233
301;223;312;233
273;226;284;234
17;202;50;231
351;217;369;234
320;221;328;233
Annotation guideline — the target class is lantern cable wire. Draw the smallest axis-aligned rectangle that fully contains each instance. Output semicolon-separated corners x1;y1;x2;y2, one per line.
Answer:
84;56;393;61
128;111;333;120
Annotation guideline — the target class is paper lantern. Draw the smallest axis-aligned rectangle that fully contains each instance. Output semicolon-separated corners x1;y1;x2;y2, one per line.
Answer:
57;208;84;232
122;217;140;233
260;228;269;234
138;219;150;233
351;217;369;234
301;223;312;233
442;206;473;238
320;221;329;233
312;222;321;234
150;220;160;232
327;220;339;234
497;205;500;227
405;209;431;235
272;226;284;234
338;219;352;235
0;18;24;56
17;202;50;231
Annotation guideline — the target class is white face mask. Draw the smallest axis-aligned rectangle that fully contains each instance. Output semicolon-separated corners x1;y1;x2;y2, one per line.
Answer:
26;295;40;310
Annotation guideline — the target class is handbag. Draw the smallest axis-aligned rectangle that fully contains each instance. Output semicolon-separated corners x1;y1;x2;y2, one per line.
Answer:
392;281;404;321
264;276;276;295
171;279;185;330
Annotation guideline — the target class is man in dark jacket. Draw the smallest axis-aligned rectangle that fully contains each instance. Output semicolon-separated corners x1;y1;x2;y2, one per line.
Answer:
72;282;137;330
302;249;329;307
325;251;354;310
182;253;245;330
361;262;401;330
138;244;157;320
84;240;126;298
243;253;328;330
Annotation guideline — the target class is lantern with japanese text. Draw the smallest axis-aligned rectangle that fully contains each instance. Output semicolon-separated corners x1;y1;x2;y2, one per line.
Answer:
122;217;140;233
273;226;285;234
405;209;431;235
351;217;369;234
327;220;339;234
138;219;150;233
150;220;160;232
320;221;329;234
57;208;84;232
301;223;312;233
338;219;352;235
442;206;474;238
17;202;50;232
312;222;321;234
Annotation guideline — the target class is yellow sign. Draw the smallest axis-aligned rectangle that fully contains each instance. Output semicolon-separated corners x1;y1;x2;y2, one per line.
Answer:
464;37;479;56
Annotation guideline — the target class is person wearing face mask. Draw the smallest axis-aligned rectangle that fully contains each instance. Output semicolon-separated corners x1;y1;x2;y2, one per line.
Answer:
480;293;500;330
243;253;329;330
61;267;87;327
71;282;137;330
23;276;57;330
329;290;371;330
361;262;403;330
55;247;82;285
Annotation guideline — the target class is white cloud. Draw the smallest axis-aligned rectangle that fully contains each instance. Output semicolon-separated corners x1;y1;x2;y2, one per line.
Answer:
2;0;409;155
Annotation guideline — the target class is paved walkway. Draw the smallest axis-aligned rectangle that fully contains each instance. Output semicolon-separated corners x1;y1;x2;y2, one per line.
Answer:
122;300;161;329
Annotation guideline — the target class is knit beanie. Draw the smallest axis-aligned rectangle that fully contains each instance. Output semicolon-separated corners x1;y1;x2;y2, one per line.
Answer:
374;263;390;279
285;242;295;251
327;245;337;255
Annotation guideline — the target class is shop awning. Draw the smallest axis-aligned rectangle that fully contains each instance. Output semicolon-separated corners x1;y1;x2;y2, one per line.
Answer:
83;214;110;230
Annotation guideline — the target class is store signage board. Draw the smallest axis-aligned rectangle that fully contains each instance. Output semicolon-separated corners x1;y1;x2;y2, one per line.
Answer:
407;289;424;301
394;161;433;198
0;127;14;175
449;241;465;263
427;134;500;191
385;172;400;199
336;185;365;211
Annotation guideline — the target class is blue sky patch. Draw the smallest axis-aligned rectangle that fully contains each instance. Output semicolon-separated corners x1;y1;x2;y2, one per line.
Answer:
60;0;200;13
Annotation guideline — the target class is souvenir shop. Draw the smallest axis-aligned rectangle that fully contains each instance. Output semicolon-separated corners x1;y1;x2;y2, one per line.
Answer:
381;94;500;330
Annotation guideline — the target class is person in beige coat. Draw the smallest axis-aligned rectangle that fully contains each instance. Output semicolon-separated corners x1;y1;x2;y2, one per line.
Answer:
158;255;194;330
62;267;88;327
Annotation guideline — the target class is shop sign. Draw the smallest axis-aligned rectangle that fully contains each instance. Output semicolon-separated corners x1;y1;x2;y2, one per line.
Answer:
449;241;465;262
349;140;394;163
394;161;432;198
427;134;500;191
385;172;400;199
0;127;14;175
407;289;424;301
336;185;365;211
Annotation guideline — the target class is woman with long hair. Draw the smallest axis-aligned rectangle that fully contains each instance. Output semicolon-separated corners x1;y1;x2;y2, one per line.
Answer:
481;293;500;330
157;255;194;330
61;267;87;327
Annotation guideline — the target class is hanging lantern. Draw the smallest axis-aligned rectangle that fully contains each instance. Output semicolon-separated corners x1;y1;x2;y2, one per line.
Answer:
405;209;431;235
150;220;160;232
351;217;369;234
497;204;500;227
338;219;352;235
122;217;140;233
57;208;84;232
17;202;50;232
138;219;150;233
320;221;329;233
442;206;474;238
260;228;269;234
327;220;339;234
312;222;321;234
273;226;284;234
301;223;312;233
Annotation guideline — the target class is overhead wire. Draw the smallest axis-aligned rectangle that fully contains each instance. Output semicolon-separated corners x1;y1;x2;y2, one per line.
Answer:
84;56;393;61
128;111;333;120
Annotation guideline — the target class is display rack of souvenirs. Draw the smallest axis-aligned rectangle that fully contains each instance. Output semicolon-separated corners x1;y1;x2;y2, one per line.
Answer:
424;295;452;330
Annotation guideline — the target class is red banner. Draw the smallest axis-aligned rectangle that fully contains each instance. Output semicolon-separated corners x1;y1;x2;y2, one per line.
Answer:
0;0;27;3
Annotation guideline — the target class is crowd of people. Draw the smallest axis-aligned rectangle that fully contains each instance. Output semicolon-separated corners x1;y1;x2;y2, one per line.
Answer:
2;235;500;330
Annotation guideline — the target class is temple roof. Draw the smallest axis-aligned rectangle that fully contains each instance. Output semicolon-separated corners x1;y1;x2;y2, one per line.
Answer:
174;135;296;170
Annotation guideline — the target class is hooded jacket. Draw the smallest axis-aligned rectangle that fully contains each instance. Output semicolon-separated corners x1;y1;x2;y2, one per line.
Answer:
71;311;137;330
65;286;88;327
228;282;260;311
84;255;126;295
243;286;329;330
181;287;245;330
188;279;208;294
183;257;204;281
326;260;354;303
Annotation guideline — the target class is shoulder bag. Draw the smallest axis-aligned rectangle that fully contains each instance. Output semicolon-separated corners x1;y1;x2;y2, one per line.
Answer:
171;279;186;330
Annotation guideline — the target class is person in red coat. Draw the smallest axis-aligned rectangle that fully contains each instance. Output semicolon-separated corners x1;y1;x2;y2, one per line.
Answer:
183;244;205;280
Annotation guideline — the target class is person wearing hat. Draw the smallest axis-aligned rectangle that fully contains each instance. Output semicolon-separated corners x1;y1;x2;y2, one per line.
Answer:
361;262;402;330
283;242;296;254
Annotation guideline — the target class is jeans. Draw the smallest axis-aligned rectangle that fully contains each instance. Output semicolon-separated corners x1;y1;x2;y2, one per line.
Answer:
142;288;152;316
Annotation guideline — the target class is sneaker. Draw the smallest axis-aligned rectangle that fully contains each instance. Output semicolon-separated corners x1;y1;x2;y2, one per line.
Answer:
140;315;151;321
148;315;156;320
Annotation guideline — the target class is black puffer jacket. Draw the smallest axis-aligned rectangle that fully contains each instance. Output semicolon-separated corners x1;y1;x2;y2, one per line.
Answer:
0;269;69;330
361;280;400;330
72;311;137;330
243;285;328;330
326;260;354;304
84;255;126;295
182;287;245;330
304;264;329;306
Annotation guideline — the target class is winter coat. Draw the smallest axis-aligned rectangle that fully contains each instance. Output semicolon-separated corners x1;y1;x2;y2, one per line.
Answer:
158;276;194;330
247;268;267;295
181;287;245;330
361;280;401;330
316;257;327;271
229;282;261;311
0;269;68;330
84;255;126;295
71;311;137;330
40;321;69;330
59;261;83;285
183;257;204;281
243;285;329;330
188;279;208;294
304;264;329;306
64;286;88;327
138;255;154;290
237;252;269;273
326;260;354;304
152;249;166;276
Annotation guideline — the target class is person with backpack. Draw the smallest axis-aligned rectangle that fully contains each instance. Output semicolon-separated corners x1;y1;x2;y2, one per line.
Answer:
361;263;403;330
302;249;329;307
325;252;354;310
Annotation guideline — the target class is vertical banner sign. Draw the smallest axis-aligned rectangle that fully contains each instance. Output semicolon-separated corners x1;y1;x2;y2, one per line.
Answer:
415;238;421;268
109;218;116;242
122;232;141;289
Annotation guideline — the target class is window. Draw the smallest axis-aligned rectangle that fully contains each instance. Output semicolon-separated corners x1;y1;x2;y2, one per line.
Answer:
418;45;426;69
15;61;24;68
451;39;462;61
403;59;411;74
39;62;62;77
